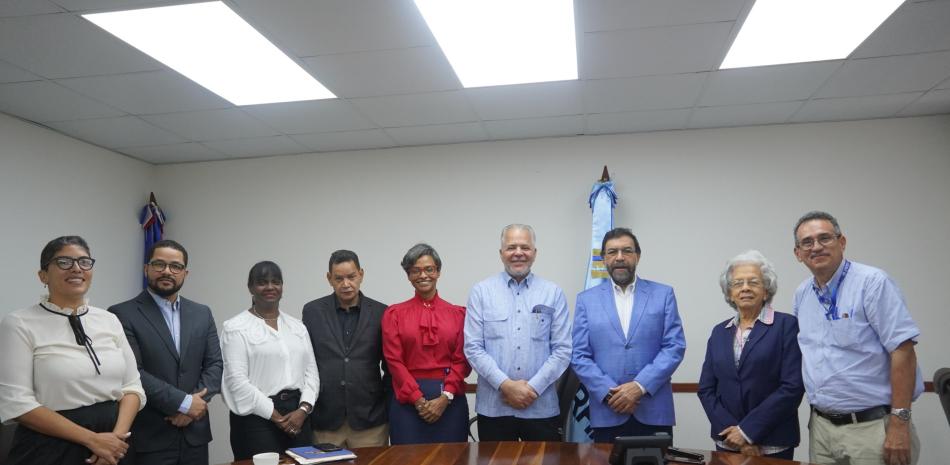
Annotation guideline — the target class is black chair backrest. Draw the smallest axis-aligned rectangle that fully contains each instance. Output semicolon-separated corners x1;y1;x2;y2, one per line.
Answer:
935;368;950;430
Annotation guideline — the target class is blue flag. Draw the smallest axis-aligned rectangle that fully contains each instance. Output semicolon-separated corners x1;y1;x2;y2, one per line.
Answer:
139;194;165;289
565;179;617;442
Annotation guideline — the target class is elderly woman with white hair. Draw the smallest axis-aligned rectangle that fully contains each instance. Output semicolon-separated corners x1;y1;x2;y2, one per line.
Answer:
697;250;805;460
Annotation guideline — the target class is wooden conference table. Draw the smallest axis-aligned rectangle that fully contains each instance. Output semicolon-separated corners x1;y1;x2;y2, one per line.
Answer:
220;441;814;465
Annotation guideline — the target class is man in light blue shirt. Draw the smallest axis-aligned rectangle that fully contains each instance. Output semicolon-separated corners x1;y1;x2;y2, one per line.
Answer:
464;224;571;441
793;211;922;465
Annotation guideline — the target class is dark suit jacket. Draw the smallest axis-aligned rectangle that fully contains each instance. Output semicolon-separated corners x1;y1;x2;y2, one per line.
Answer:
302;292;390;431
697;311;804;448
109;290;223;452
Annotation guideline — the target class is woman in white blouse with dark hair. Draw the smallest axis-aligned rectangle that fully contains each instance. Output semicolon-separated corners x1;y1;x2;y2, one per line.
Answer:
0;236;145;465
221;261;319;460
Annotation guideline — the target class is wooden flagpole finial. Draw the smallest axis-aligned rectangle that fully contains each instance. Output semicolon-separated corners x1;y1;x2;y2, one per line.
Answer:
600;166;610;182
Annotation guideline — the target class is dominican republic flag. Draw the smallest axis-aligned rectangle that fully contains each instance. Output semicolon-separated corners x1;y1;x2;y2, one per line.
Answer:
139;192;165;289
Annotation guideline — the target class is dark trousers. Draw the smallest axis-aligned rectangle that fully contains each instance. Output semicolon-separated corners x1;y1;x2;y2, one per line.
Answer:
135;435;207;465
591;415;673;443
6;401;130;465
389;379;468;445
716;445;795;460
229;390;311;460
477;414;560;442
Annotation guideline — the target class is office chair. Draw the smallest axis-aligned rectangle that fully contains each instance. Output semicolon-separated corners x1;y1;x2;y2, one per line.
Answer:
935;368;950;429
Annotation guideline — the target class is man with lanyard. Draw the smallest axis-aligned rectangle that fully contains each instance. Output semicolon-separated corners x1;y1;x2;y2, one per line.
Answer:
464;224;572;441
792;211;923;465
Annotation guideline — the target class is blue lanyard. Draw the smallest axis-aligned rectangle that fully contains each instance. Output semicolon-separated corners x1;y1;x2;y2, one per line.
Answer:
812;260;850;321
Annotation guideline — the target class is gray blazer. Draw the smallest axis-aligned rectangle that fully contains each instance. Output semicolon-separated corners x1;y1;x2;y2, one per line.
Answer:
109;290;223;453
302;293;389;431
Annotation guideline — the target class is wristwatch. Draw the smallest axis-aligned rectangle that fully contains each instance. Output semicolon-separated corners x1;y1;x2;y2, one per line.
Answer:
441;391;455;401
890;408;911;422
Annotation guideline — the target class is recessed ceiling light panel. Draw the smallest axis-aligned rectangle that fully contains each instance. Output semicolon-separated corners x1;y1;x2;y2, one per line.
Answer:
84;1;336;105
414;0;578;88
721;0;904;69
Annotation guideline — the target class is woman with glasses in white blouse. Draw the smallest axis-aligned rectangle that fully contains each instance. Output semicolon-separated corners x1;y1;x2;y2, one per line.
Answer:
0;236;145;465
221;261;319;460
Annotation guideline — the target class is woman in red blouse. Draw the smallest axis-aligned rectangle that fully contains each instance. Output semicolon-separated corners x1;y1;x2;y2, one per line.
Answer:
382;243;471;444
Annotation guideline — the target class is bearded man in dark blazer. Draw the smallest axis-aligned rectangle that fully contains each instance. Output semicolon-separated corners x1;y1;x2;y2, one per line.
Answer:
109;240;223;465
302;250;390;448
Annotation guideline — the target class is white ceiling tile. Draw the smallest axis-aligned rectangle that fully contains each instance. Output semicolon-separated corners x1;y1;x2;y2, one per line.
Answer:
0;81;124;121
143;109;279;141
0;13;162;79
56;71;232;115
242;100;375;134
118;143;227;164
584;73;706;113
351;91;479;127
0;59;40;83
203;135;308;158
586;109;691;134
579;0;746;32
938;78;950;90
466;81;583;120
233;0;434;57
853;1;950;58
582;22;733;79
688;101;802;129
484;116;586;140
303;46;460;98
897;89;950;116
385;122;487;146
816;51;950;98
291;129;394;152
0;0;63;17
52;0;187;11
792;93;923;122
700;62;842;106
46;116;185;148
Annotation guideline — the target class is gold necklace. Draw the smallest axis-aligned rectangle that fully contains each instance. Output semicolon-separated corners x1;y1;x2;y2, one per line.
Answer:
251;307;279;321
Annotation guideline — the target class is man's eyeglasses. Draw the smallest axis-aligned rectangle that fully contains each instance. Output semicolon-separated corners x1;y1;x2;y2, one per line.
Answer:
49;256;96;271
408;266;438;278
797;234;840;250
149;260;186;274
603;247;637;258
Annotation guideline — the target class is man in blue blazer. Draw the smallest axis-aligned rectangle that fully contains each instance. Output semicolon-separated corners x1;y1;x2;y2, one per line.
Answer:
571;228;685;442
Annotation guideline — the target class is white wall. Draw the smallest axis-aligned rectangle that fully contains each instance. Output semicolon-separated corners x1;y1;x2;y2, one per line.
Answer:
153;115;950;464
2;112;947;464
0;113;152;315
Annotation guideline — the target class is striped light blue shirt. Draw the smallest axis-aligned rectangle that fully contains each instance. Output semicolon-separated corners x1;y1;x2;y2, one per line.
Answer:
147;289;192;414
794;260;924;413
464;272;571;418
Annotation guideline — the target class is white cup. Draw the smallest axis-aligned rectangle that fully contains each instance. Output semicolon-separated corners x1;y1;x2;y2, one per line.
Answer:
252;452;280;465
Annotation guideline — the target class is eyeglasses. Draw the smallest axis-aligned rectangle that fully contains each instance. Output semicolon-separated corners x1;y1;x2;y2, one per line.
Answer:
729;278;763;289
148;260;186;274
49;256;96;271
408;266;438;278
603;247;637;258
797;233;840;250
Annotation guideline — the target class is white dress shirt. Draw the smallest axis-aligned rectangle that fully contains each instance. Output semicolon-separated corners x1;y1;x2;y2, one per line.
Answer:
0;301;146;422
612;277;638;337
611;278;646;394
221;310;319;419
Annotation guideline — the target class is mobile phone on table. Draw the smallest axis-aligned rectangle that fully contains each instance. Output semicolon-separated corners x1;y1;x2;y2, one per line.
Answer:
314;443;342;452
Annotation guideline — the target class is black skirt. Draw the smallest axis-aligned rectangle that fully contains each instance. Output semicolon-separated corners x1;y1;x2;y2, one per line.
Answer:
6;400;130;465
229;389;312;461
389;378;468;445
